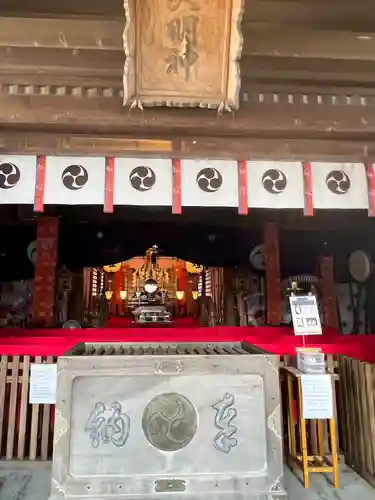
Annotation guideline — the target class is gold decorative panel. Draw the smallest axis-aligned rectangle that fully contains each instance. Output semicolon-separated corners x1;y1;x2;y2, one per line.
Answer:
123;0;245;110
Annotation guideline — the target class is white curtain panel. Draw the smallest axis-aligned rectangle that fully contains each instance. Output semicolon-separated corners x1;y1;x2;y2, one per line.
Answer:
247;161;304;209
44;156;106;205
181;159;238;207
311;162;368;209
114;158;173;206
0;155;37;204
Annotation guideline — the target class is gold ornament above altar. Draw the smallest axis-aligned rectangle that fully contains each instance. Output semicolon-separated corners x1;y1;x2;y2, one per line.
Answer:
186;261;203;274
123;0;245;111
132;247;171;290
103;263;121;273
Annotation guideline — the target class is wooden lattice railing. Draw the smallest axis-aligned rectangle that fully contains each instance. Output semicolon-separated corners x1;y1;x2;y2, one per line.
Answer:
0;355;56;460
337;356;375;488
1;351;375;490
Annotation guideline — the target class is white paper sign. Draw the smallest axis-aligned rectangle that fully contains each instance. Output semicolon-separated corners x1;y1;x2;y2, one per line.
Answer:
289;295;322;336
301;374;333;420
29;363;58;404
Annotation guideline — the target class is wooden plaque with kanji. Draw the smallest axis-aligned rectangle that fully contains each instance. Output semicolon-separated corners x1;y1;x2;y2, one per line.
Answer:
123;0;244;110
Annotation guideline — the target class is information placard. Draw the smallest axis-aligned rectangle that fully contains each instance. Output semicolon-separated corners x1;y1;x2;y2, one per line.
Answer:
301;374;333;420
289;295;322;336
29;363;58;404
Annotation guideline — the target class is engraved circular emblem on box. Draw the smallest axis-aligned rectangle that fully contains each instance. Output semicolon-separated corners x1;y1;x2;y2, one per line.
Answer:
142;392;197;451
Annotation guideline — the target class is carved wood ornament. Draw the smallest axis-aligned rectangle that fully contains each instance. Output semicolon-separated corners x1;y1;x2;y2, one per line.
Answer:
123;0;245;111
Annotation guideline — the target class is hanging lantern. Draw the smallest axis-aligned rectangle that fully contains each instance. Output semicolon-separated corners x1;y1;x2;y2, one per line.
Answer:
192;290;199;300
176;290;185;301
103;263;121;273
186;262;204;274
105;290;113;300
120;290;127;300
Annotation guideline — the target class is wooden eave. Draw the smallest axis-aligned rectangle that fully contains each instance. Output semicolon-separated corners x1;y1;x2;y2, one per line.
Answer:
1;0;375;159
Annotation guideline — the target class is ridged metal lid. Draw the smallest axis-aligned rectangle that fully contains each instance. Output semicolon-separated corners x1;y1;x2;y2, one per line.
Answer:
68;341;268;357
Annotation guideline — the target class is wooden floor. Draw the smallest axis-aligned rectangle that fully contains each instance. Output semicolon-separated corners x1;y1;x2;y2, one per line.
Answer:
0;462;374;500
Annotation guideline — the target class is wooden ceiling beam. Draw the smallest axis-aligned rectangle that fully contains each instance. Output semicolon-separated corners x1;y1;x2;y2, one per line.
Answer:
4;47;375;90
2;0;375;28
181;136;374;162
245;2;375;32
245;27;375;61
0;130;373;162
0;0;122;18
2;16;375;63
0;47;122;78
246;56;375;85
0;17;122;50
0;93;375;137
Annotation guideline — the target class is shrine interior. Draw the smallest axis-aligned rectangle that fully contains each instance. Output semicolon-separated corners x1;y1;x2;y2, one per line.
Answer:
3;2;375;495
1;206;375;334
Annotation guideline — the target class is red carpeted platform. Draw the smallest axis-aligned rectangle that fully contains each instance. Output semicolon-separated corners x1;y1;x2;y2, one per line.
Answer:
1;323;375;363
106;316;200;329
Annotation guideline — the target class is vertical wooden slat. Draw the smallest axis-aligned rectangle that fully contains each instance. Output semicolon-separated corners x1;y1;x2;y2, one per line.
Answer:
330;371;341;454
29;356;42;460
6;356;20;460
337;356;348;455
41;356;54;460
337;356;375;487
353;359;365;473
368;364;375;474
345;357;357;467
0;355;8;455
17;356;30;459
360;362;374;476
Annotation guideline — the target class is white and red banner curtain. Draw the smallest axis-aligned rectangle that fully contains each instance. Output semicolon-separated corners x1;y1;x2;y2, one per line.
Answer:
310;162;368;210
0;155;374;215
181;159;239;207
114;158;173;206
44;156;106;205
247;161;305;209
0;155;36;204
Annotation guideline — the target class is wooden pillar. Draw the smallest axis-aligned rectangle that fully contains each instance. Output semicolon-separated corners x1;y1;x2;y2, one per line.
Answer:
32;217;59;327
318;255;339;331
223;267;237;326
115;267;123;315
69;270;84;323
185;276;194;317
264;222;282;325
83;268;91;310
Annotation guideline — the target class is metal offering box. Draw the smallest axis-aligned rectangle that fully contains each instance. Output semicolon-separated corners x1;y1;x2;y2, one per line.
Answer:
50;342;287;500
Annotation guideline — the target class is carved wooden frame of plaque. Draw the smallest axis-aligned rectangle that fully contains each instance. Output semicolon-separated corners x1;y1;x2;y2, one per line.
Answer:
123;0;245;111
